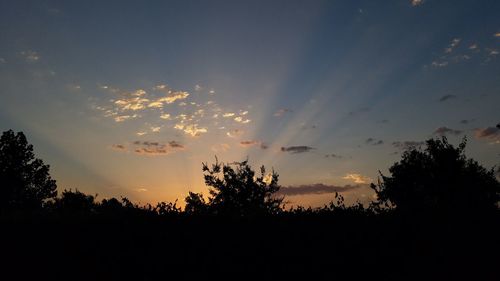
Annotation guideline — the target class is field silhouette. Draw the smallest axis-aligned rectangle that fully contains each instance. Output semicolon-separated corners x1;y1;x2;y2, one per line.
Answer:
0;130;499;280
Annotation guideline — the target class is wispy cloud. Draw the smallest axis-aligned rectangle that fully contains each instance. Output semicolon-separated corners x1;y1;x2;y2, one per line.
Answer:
392;141;425;150
281;146;315;154
438;94;457;102
226;129;244;138
325;154;343;159
274;108;293;117
444;38;461;53
174;123;208;137
240;140;268;149
342;173;372;184
474;126;500;144
20;50;40;62
128;140;185;155
410;0;424;7
365;138;384;145
433;126;463;136
278;183;364;196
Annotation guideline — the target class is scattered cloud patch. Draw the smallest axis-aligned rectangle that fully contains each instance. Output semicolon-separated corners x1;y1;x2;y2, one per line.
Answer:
281;146;315;154
460;119;475;124
174;123;208;137
444;38;461;53
131;140;185;155
111;144;126;151
20;50;40;62
433;126;463;136
366;138;384;145
278;183;364;196
343;173;372;184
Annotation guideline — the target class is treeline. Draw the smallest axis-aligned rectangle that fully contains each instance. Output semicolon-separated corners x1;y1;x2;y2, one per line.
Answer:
0;129;499;219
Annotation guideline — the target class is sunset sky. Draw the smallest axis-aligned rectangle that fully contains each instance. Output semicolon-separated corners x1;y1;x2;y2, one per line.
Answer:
0;0;499;207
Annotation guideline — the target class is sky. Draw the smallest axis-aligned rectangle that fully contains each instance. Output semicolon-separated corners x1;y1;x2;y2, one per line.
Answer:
0;0;499;207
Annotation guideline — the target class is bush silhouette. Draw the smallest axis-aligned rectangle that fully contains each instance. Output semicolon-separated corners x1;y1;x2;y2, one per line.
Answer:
371;137;500;214
185;158;284;216
0;130;57;213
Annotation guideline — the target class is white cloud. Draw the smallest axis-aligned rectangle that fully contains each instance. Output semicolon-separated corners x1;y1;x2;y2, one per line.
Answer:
21;50;39;62
342;173;372;184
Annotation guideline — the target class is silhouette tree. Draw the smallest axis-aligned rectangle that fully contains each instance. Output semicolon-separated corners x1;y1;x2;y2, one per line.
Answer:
185;158;284;216
49;189;96;215
371;137;500;214
0;130;57;213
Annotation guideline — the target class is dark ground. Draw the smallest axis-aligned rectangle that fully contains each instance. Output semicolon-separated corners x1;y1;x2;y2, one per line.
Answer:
1;213;498;280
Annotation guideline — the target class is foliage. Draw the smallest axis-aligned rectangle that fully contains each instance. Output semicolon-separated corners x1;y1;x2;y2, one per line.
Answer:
371;137;500;214
0;130;57;213
185;158;284;216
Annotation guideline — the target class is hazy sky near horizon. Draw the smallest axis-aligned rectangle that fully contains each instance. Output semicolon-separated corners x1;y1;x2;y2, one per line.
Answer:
0;0;499;207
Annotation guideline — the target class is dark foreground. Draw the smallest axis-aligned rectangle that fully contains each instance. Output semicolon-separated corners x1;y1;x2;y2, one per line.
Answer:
1;213;499;281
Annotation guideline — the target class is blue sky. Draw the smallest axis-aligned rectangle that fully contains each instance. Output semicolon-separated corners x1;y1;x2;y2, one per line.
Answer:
0;0;499;207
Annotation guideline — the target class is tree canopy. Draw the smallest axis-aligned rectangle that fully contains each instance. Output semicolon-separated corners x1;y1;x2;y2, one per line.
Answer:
185;158;284;216
0;130;57;213
371;137;500;214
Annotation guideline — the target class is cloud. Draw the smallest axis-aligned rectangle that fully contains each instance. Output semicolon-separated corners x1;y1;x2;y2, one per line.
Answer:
431;61;449;67
469;44;478;50
131;140;185;155
438;94;457;102
495;32;500;38
240;140;268;149
342;173;372;184
410;0;424;6
160;113;171;120
433;126;463;136
460;119;475;124
365;138;383;145
157;91;190;104
444;38;461;53
274;108;292;117
280;146;315;154
223;113;235;118
226;129;244;138
392;141;425;150
325;154;343;159
114;114;139;122
278;183;365;196
174;123;208;137
114;89;149;111
474;127;500;144
21;50;40;62
234;116;251;124
135;188;148;192
150;126;161;133
111;144;127;151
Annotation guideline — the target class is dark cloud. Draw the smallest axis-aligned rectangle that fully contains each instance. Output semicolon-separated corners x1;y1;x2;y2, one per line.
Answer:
281;146;315;154
438;94;457;102
474;127;500;142
240;140;268;149
114;140;185;155
460;119;475;124
274;108;293;117
278;183;365;196
366;138;384;145
168;141;184;149
111;144;126;151
433;126;463;136
392;141;425;150
325;154;343;159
